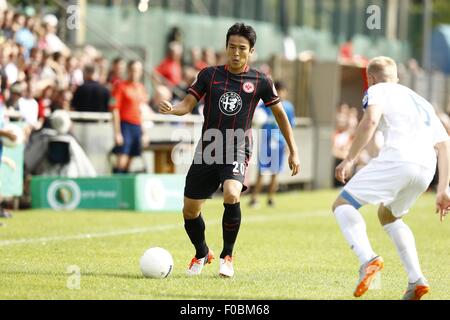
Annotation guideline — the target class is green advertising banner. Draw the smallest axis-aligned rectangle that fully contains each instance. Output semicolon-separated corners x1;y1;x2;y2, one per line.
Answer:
135;174;185;212
31;174;184;212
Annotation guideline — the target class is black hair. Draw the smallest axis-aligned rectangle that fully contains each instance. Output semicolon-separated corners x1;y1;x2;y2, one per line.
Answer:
112;57;124;65
226;23;257;49
84;64;96;75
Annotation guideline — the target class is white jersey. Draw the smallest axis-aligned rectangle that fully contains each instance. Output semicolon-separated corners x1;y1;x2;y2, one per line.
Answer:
363;83;450;170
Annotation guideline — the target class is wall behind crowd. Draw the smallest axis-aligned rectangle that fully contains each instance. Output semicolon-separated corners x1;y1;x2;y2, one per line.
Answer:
84;5;411;72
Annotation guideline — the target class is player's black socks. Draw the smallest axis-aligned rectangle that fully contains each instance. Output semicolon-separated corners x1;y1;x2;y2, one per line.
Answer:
221;202;241;258
184;214;208;259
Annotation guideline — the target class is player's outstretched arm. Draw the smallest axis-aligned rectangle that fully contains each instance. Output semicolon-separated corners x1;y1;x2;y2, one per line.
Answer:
271;103;300;176
159;94;198;116
335;104;382;184
435;140;450;221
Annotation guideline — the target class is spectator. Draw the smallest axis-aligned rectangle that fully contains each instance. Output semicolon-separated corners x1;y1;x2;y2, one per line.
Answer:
72;64;110;112
29;47;43;66
3;42;20;85
331;104;378;185
166;26;183;57
39;52;57;84
9;13;25;41
202;47;216;66
257;63;272;76
17;80;39;135
6;79;26;109
65;55;83;91
49;88;72;113
216;50;227;65
37;84;53;127
51;51;68;89
332;104;353;187
106;56;125;91
14;15;36;59
95;56;108;85
1;9;14;40
111;60;148;174
154;41;183;86
190;46;207;71
166;26;182;43
42;14;70;56
407;58;423;75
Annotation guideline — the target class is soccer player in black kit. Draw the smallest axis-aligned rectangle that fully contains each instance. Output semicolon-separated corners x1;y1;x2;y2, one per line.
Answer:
159;23;300;277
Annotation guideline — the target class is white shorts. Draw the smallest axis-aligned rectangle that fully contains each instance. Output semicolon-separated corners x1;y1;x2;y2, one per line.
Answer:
341;160;435;217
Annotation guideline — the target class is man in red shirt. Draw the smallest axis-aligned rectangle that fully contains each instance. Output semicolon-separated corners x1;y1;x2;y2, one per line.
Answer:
154;41;183;86
110;60;148;173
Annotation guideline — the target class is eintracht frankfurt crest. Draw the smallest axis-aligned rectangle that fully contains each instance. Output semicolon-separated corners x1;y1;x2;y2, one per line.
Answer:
243;81;255;93
219;92;242;116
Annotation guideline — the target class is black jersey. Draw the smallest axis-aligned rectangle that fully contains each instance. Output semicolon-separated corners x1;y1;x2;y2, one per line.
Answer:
187;65;280;165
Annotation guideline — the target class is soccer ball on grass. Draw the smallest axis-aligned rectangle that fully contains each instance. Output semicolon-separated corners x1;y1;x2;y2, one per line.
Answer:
140;247;174;279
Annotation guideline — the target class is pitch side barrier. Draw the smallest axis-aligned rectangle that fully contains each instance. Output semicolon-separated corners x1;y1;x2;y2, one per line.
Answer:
5;110;314;189
65;111;315;188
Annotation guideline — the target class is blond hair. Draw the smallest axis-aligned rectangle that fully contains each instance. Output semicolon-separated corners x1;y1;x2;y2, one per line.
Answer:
367;56;398;82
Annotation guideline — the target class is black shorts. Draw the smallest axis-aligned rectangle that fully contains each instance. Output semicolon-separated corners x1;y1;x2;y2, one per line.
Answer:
112;121;142;156
184;162;248;200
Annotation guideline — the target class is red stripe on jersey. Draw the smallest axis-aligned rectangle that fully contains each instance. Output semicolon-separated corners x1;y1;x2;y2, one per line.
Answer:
188;88;201;101
203;67;217;132
247;128;253;165
244;71;261;163
245;71;259;130
217;69;229;129
265;97;280;107
232;74;244;129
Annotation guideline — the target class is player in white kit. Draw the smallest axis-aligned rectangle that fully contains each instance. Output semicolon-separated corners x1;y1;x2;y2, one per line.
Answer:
332;56;450;300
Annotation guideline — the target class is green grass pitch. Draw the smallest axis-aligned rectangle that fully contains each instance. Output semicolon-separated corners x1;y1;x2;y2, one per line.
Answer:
1;190;449;300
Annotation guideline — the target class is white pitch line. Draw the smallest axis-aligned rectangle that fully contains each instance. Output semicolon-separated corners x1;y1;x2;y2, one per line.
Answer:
0;210;330;247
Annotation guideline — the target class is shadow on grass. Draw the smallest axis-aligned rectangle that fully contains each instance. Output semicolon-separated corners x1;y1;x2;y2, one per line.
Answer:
0;269;238;282
0;269;312;299
0;269;142;280
148;292;308;300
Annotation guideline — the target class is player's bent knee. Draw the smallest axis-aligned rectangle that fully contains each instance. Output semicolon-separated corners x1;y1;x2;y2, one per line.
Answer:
378;205;397;225
182;206;201;219
222;180;242;204
224;192;240;204
332;197;349;212
182;198;203;219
